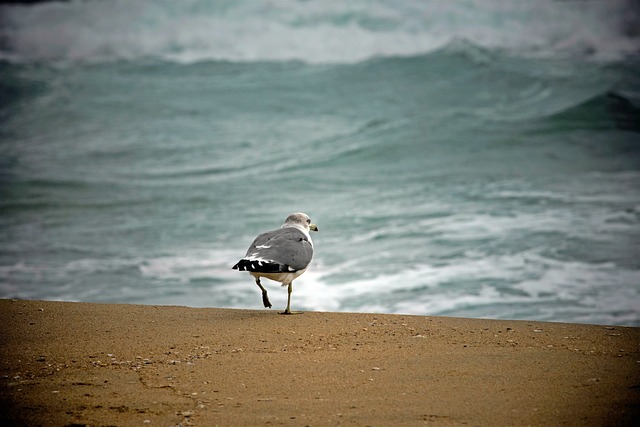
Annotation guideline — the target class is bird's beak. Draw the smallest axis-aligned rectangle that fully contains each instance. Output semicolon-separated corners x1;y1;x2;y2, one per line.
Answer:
309;223;319;232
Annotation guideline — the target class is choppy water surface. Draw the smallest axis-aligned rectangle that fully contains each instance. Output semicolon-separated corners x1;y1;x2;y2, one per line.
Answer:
1;0;639;325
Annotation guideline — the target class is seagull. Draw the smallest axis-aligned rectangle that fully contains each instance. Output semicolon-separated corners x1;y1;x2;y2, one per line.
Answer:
232;213;318;314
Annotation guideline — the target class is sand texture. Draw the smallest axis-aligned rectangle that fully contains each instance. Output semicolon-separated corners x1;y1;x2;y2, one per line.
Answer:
1;299;639;426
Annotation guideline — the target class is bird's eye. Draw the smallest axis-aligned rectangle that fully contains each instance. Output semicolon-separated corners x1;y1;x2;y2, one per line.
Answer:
307;219;311;224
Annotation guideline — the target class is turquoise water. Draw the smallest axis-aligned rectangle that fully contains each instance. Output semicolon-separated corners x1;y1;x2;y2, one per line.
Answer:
1;0;639;325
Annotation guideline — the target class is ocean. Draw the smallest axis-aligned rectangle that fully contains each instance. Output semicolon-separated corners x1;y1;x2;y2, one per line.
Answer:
1;0;639;326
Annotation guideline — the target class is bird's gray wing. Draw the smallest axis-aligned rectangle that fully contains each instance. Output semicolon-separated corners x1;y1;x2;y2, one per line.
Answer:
233;228;313;273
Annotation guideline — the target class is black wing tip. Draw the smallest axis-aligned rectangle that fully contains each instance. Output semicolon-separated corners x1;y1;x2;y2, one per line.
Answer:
233;259;295;273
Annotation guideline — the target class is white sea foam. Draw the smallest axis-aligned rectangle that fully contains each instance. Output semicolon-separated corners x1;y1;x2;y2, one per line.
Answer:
1;0;637;64
138;250;238;283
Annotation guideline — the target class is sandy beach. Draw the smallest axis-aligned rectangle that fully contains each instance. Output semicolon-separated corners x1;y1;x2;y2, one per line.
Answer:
0;299;638;426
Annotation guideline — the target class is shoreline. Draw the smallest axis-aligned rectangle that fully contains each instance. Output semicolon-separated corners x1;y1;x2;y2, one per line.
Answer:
1;299;638;426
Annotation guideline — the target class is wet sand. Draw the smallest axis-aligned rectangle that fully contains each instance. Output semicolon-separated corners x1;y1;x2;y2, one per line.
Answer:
1;299;638;426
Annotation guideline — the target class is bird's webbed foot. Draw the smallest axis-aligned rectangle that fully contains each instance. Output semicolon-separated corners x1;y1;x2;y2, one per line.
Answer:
255;278;272;309
262;291;272;309
279;310;302;315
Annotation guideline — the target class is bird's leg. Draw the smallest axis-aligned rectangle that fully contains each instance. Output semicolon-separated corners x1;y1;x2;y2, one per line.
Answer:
280;282;294;315
255;277;272;308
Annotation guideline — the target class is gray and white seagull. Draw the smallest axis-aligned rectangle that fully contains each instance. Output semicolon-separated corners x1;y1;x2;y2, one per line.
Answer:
232;213;318;314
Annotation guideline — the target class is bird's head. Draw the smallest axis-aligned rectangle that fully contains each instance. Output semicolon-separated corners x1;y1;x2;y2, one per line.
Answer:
283;212;318;232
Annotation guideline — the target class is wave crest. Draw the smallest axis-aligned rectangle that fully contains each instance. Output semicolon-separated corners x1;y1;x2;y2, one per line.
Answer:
1;0;638;64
